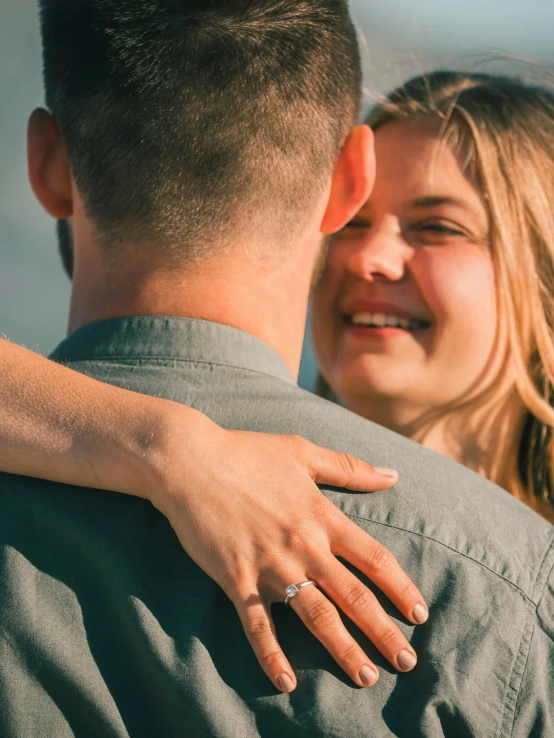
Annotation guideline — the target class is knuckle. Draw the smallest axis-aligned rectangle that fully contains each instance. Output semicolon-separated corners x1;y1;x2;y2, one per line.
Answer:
244;617;271;641
336;452;361;479
289;434;309;454
377;624;404;651
284;522;327;555
282;434;313;468
366;544;396;572
398;580;419;603
217;560;253;599
305;600;337;629
326;505;356;534
284;522;311;546
310;499;336;530
338;640;361;666
259;648;284;670
343;584;374;612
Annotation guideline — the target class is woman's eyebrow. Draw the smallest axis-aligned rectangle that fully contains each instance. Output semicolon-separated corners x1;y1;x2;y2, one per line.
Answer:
410;196;465;209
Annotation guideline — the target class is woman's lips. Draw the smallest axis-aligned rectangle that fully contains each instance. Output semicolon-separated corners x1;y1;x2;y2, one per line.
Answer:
340;301;433;336
343;323;429;341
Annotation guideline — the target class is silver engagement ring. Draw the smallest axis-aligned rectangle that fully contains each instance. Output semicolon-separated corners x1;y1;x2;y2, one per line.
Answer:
284;580;317;606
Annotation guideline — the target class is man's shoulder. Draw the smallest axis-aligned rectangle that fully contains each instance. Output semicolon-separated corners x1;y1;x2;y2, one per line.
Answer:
1;359;554;737
247;379;554;601
46;349;554;601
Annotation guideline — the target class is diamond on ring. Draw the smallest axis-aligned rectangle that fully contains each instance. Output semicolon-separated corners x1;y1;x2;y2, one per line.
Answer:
284;580;316;606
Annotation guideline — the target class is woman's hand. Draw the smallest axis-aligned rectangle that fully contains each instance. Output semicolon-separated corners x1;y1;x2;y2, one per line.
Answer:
146;409;429;693
0;339;427;693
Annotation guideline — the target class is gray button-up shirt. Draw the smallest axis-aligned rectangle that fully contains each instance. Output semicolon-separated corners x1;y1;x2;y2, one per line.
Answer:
1;317;553;737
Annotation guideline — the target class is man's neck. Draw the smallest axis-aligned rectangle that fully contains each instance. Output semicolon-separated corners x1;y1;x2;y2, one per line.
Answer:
68;247;318;379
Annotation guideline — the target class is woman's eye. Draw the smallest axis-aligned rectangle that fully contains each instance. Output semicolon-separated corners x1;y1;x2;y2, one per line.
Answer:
414;222;465;240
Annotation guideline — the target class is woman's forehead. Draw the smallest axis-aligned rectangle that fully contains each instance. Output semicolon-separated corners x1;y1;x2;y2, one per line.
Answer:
371;118;486;217
374;119;463;179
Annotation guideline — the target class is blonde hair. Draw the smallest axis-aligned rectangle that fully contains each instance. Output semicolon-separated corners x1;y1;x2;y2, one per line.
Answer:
355;71;554;520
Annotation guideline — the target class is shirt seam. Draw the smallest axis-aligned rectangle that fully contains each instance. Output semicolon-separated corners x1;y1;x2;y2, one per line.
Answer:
345;513;554;604
345;513;554;738
502;607;537;738
59;357;295;385
505;544;554;737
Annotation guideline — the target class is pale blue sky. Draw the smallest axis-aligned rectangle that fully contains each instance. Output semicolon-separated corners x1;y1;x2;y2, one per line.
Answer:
0;0;553;388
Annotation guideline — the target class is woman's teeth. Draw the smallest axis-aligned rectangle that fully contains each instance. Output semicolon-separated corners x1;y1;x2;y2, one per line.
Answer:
348;312;428;330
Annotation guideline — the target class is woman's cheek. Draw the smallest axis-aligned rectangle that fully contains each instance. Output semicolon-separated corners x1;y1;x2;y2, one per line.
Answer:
418;247;498;376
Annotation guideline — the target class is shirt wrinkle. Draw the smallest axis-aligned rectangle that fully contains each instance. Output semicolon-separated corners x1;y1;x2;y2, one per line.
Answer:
346;513;554;605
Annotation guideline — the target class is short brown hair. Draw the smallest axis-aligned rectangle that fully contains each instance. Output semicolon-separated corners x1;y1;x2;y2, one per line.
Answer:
40;0;362;261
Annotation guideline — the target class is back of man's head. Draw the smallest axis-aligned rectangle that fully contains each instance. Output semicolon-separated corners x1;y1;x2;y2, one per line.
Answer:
39;0;362;263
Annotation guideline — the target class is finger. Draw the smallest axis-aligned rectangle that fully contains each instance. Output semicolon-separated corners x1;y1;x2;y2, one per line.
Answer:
317;559;418;673
236;596;297;693
288;584;379;688
331;518;429;627
289;437;398;491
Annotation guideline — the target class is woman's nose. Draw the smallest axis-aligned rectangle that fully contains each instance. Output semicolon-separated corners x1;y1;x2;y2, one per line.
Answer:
346;225;408;283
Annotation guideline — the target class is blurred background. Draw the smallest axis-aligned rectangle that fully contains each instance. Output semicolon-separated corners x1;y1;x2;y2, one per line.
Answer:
1;0;554;389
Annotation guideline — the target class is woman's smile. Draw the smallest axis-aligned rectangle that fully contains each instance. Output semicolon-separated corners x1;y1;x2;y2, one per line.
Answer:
341;299;433;340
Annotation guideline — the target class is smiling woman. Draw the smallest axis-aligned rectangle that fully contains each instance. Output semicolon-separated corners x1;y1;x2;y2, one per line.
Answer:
313;114;495;424
312;71;554;523
313;67;554;520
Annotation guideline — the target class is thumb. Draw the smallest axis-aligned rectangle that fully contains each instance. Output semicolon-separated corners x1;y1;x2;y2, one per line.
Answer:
303;442;398;492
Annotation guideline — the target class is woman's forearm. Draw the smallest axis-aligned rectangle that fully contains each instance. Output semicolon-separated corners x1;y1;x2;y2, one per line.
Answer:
0;337;185;498
0;338;430;692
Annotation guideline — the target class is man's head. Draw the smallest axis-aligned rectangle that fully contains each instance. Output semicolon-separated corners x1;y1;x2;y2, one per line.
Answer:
29;0;375;373
32;0;370;270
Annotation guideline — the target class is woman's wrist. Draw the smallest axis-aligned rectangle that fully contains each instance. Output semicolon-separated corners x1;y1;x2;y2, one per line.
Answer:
121;397;220;511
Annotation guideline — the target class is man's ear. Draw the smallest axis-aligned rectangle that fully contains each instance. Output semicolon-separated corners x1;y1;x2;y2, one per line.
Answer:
27;108;73;220
320;124;375;235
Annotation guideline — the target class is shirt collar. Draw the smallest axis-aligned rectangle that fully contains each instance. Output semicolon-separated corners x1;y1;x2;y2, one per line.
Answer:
50;316;296;385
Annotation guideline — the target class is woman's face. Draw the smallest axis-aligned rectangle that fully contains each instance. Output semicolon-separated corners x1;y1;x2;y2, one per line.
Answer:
311;117;497;429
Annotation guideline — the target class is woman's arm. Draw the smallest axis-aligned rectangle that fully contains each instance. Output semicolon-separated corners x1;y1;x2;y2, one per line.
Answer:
1;337;186;496
0;338;428;691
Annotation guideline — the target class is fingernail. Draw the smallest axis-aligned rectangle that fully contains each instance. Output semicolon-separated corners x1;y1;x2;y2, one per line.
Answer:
412;604;429;625
359;665;378;686
374;467;398;480
277;674;295;693
397;650;417;672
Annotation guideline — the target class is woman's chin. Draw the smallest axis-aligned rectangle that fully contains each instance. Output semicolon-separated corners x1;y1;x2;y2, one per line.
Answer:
331;358;419;402
328;362;429;427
